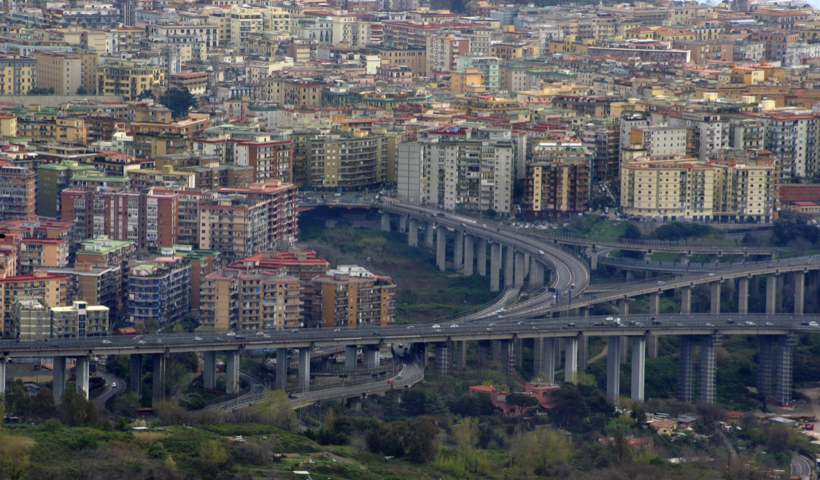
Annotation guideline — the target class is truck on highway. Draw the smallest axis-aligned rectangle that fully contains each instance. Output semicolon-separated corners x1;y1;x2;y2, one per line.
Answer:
601;316;621;326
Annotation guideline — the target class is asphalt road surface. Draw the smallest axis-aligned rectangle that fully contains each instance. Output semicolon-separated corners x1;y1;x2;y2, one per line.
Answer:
791;454;812;480
93;370;126;409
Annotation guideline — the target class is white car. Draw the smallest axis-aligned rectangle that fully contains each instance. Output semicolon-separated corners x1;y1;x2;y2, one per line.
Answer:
450;324;459;328
810;321;819;327
102;340;111;344
432;324;441;329
256;331;265;336
226;332;236;336
195;337;203;341
112;382;117;388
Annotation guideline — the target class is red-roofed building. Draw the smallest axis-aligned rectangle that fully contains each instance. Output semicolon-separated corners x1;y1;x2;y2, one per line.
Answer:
469;381;560;416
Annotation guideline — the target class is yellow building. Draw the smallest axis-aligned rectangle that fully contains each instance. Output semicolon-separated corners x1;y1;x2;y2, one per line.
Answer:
96;61;165;101
311;266;395;328
450;68;484;92
0;58;37;95
81;29;107;53
547;36;593;54
0;113;17;137
32;51;83;95
0;270;67;336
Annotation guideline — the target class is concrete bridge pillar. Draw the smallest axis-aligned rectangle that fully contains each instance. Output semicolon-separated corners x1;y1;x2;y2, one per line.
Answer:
408;218;418;247
775;334;796;406
542;338;556;382
504;246;515;288
555;338;564;369
130;354;143;396
345;346;357;371
649;292;660;315
533;338;543;376
644;252;652;263
225;351;239;395
425;221;435;247
53;356;66;404
398;215;407;233
738;277;749;315
0;358;5;397
564;337;578;382
348;397;362;411
606;336;622;404
491;340;502;362
523;253;530;277
276;348;288;389
365;346;380;368
758;337;773;402
381;213;391;232
514;338;523;368
793;271;805;315
681;286;692;314
700;334;722;404
297;347;311;393
416;343;429;370
514;251;525;287
578;333;588;371
682;253;692;266
678;336;695;403
710;281;721;315
618;299;629;316
153;354;166;402
454;230;464;272
502;340;516;381
530;258;544;288
477;238;487;276
463;235;474;276
490;243;501;292
437;227;447;271
457;341;467;370
647;334;658;359
75;356;90;400
590;249;598;270
631;336;646;402
621;337;629;364
202;352;216;390
766;275;778;315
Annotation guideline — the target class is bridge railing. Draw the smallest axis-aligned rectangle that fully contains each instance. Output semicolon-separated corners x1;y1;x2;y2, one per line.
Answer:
286;360;404;395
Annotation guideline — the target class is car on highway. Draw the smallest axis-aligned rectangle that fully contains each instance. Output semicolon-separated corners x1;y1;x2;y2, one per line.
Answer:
496;308;506;314
112;382;117;388
745;321;756;326
226;332;236;336
766;322;774;326
102;340;111;344
288;394;298;399
450;324;459;328
538;250;545;255
373;330;380;336
256;331;265;336
334;328;341;332
486;327;493;332
811;321;819;327
396;375;403;380
488;323;496;327
705;323;714;327
195;337;202;341
291;329;299;333
406;326;415;329
432;324;441;329
707;273;715;277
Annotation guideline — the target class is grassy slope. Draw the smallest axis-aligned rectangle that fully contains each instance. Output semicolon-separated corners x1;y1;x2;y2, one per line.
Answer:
298;212;497;323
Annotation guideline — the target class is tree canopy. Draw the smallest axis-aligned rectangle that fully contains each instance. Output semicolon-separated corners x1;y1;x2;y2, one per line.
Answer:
159;87;198;119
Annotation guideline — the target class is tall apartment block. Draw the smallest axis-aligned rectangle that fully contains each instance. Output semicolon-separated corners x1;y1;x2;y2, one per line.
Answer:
36;160;98;218
128;256;191;328
200;269;301;332
311;266;395;328
76;235;135;319
155;244;222;311
0;270;67;335
61;187;179;251
46;263;122;322
0;162;36;221
12;298;109;341
225;248;329;326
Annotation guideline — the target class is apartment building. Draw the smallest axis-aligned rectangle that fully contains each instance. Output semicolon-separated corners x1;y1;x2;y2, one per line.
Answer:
200;269;301;332
0;270;67;336
36;160;98;218
32;51;82;95
129;165;196;190
198;194;273;263
304;130;388;191
367;45;427;76
628;125;688;157
45;263;122;322
234;139;293;183
0;58;36;95
579;119;620;185
96;61;165;101
179;162;254;190
525;141;592;219
398;127;515;214
224;249;329;326
13;298;109;341
311;266;395;328
156;244;222;311
75;235;135;318
128;257;191;328
147;24;220;49
0;162;36;221
426;32;470;76
19;238;69;275
668;112;729;162
61;188;179;251
753;110;818;181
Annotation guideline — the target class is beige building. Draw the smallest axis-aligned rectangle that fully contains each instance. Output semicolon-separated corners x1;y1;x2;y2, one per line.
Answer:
13;298;109;341
81;30;107;53
620;153;777;223
0;113;16;137
200;269;301;332
0;271;67;336
198;194;272;262
96;61;165;101
0;58;36;95
312;266;395;328
32;52;82;95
